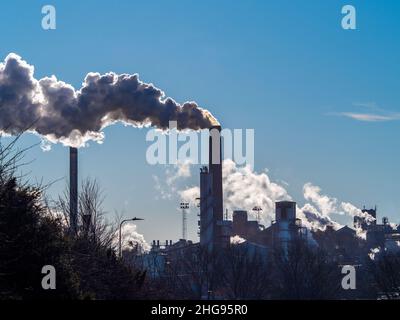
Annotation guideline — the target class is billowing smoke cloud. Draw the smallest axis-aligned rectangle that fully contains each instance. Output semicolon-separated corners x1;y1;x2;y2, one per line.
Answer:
114;223;150;253
303;183;338;217
301;183;376;236
230;235;246;245
156;159;375;236
298;203;342;231
158;159;290;225
341;202;375;223
0;53;219;148
222;159;290;225
179;186;200;205
368;247;380;260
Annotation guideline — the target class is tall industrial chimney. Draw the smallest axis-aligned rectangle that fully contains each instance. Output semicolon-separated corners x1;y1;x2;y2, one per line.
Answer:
69;147;78;234
199;125;229;251
208;125;224;248
209;125;223;221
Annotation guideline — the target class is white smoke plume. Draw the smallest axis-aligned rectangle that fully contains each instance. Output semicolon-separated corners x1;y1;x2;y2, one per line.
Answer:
301;184;376;236
230;235;246;245
167;160;193;186
114;223;150;253
368;247;381;260
341;202;375;223
222;159;290;225
297;203;342;231
0;53;219;148
179;186;200;206
153;160;195;201
222;161;371;232
303;183;338;217
156;159;373;235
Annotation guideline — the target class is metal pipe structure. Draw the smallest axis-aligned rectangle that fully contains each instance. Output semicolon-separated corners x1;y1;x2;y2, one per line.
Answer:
180;202;189;240
69;147;78;234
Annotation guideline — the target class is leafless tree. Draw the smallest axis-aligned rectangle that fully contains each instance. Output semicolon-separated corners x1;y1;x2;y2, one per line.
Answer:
271;240;341;299
157;245;223;299
366;251;400;299
56;177;119;249
0;133;36;187
221;244;271;299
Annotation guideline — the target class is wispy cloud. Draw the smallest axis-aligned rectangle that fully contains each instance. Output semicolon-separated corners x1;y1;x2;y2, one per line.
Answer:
333;102;400;122
352;102;380;110
340;112;400;122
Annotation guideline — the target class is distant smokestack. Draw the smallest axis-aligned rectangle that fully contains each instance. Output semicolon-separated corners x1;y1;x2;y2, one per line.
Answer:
209;125;223;221
69;147;78;233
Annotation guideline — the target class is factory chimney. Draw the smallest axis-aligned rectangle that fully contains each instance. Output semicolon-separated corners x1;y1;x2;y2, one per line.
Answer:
69;147;78;234
199;125;226;251
209;125;223;221
209;125;224;247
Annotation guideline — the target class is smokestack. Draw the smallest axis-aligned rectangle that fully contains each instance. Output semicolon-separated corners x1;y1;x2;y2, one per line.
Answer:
69;147;78;234
209;125;223;221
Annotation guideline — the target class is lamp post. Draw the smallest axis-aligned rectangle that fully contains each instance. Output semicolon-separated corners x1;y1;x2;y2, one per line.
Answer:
119;217;144;259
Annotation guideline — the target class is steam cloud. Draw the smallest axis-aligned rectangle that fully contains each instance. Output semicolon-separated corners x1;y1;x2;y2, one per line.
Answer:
230;235;246;245
0;53;219;148
158;160;377;236
114;223;150;253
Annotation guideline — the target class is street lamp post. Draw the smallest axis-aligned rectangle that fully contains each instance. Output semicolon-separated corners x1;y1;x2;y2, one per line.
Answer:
119;217;144;259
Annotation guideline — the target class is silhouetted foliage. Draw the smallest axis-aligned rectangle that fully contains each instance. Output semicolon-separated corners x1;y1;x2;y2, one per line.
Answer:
221;244;272;299
270;240;342;299
0;138;147;299
2;136;400;300
366;251;400;299
0;137;79;299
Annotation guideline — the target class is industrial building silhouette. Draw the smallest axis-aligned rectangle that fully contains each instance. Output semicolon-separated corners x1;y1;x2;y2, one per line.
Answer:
141;127;400;285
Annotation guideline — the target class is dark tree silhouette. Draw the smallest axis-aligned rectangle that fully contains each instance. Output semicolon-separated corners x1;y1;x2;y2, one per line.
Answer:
0;137;147;299
221;244;271;299
270;240;342;300
366;251;400;299
0;137;80;299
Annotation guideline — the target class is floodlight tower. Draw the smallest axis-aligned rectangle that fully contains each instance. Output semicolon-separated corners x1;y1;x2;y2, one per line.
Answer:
180;202;189;240
252;206;263;224
196;197;201;239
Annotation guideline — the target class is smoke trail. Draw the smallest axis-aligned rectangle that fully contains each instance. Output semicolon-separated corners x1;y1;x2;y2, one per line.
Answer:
114;223;150;253
159;160;375;235
230;235;246;245
0;53;219;147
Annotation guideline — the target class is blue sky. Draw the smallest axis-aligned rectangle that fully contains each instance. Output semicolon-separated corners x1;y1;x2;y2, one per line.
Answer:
1;0;399;242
